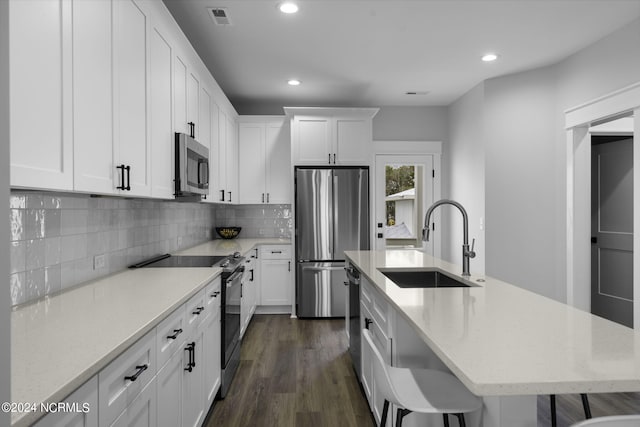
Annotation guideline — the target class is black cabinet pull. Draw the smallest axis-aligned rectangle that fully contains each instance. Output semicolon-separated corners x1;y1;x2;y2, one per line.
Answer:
254;248;259;259
328;153;331;164
364;318;373;329
167;328;183;340
188;122;195;138
125;165;131;191
332;153;336;164
184;342;195;372
288;261;291;272
124;364;148;382
192;306;204;315
210;291;220;298
116;165;126;190
228;191;232;202
271;250;282;254
250;269;254;281
220;190;225;202
262;193;265;203
266;193;270;203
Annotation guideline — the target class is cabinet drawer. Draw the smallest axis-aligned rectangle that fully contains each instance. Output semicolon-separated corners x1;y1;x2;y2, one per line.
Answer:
185;288;207;335
371;291;389;333
34;376;98;427
156;306;187;370
260;245;291;260
205;276;222;318
98;328;156;427
361;278;373;310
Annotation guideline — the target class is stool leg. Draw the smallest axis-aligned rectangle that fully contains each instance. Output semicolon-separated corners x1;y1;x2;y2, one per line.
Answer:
581;394;592;419
380;400;389;427
454;413;466;427
550;395;557;427
443;414;450;427
395;408;411;427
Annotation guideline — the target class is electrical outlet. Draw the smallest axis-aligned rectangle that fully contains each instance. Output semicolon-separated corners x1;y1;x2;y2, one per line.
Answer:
93;254;106;270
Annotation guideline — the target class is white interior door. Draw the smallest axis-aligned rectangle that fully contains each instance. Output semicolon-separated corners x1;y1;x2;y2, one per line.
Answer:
374;155;435;253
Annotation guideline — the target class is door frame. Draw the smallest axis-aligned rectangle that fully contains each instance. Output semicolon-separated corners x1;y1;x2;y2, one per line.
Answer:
565;81;640;329
373;141;442;258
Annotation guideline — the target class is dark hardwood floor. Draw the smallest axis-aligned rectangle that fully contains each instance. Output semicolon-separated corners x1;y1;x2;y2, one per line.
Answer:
207;315;640;427
208;315;374;427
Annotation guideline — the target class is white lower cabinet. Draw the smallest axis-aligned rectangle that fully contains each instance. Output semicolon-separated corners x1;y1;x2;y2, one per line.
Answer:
360;276;393;427
240;256;257;337
203;278;222;409
110;378;157;427
99;330;156;427
259;245;293;307
157;346;184;427
182;327;205;427
34;376;98;427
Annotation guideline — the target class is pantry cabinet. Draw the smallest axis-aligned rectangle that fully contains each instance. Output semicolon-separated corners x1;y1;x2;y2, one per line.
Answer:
286;108;379;166
238;118;291;204
9;0;74;191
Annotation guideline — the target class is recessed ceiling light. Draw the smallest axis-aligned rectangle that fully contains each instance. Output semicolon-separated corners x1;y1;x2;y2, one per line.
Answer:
287;79;301;86
482;53;498;62
279;2;299;14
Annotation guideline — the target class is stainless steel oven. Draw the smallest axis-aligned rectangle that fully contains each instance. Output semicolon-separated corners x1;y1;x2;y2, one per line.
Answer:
175;130;209;198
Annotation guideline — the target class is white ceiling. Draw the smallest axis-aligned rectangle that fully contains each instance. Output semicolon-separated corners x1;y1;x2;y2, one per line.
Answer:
162;0;640;114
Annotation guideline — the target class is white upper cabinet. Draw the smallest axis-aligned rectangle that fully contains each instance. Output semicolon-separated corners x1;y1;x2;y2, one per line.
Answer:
238;118;291;204
72;0;151;196
10;0;239;199
9;0;73;191
149;23;174;199
72;0;114;194
287;108;379;166
113;0;151;197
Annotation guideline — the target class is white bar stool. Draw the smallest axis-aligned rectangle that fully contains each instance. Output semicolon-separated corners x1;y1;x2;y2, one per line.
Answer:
570;415;640;426
362;329;482;427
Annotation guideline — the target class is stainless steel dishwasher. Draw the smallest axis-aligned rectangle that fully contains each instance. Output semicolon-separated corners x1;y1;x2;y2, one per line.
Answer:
346;264;361;379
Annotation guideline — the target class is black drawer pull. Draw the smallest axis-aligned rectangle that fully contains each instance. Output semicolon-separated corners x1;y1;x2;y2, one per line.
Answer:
124;364;148;382
192;306;204;315
210;291;220;298
271;250;282;254
167;329;183;340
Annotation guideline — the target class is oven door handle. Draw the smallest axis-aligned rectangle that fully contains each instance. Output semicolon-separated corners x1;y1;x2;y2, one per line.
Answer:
226;268;245;285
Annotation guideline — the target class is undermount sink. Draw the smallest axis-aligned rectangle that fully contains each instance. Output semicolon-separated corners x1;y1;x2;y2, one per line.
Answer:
379;269;472;288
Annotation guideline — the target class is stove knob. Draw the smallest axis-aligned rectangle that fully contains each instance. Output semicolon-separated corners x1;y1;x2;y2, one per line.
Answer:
233;251;241;258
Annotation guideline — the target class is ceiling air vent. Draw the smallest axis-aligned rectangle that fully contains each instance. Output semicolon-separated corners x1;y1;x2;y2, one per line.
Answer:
209;8;232;26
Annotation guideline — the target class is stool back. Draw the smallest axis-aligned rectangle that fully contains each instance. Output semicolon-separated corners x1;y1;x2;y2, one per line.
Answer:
571;415;640;426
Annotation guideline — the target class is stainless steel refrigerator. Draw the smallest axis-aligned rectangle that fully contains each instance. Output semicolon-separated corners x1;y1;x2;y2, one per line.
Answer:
295;167;369;317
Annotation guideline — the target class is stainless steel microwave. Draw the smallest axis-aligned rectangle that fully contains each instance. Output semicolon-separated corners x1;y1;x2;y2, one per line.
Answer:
175;132;209;198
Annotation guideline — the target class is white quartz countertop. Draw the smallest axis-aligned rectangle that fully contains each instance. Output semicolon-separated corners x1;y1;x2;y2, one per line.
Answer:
174;237;291;256
10;237;290;427
345;249;640;397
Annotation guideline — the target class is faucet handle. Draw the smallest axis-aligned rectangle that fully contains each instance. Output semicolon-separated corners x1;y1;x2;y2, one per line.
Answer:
468;238;476;258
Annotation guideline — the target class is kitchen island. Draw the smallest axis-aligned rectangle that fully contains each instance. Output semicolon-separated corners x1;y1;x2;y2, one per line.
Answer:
345;249;640;427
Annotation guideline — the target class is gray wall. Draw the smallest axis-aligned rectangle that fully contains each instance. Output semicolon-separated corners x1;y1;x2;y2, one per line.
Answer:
444;17;640;302
373;106;448;141
1;0;10;421
444;83;486;275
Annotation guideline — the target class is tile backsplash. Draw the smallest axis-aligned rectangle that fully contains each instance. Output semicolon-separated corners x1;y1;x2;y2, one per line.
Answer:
9;191;217;306
9;192;293;307
214;204;292;240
